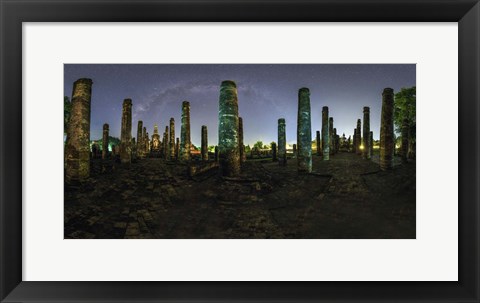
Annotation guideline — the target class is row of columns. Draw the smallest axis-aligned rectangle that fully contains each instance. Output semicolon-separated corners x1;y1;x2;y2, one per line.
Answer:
65;77;397;182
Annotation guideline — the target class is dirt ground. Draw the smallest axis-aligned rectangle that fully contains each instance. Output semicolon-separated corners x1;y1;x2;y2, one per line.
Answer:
64;152;415;239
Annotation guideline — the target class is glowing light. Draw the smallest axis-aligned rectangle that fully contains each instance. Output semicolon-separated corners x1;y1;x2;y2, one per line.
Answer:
360;145;364;150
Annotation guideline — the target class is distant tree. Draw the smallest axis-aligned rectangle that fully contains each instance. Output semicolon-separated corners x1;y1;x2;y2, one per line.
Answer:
394;86;416;158
208;145;216;152
64;96;71;134
253;141;263;150
245;144;251;153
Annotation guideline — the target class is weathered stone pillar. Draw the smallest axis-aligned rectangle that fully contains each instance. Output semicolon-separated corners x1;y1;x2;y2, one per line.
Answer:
369;131;374;158
356;119;362;155
218;80;240;176
175;137;180;160
65;78;93;182
363;107;371;159
169;118;175;160
214;146;219;162
293;144;297;157
239;117;246;164
272;142;277;161
322;106;330;160
401;118;409;163
120;98;133;165
163;126;169;159
102;123;109;160
353;129;357;153
201;125;208;161
136;121;143;158
297;88;312;173
316;130;321;156
333;128;338;153
278;118;287;166
180;101;191;161
329;117;334;155
380;88;395;170
145;131;150;155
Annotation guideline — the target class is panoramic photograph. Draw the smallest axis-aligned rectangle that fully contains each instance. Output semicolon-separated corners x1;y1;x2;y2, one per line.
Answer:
64;64;416;239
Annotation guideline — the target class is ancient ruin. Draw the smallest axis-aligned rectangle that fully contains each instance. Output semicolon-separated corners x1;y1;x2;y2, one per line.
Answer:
356;119;362;155
65;78;93;182
297;88;312;173
137;121;144;158
322;106;330;160
363;107;371;159
102;123;109;160
180;101;191;161
169;118;176;160
119;99;132;165
218;80;240;176
329;117;334;156
239;117;246;164
201;125;208;161
316;130;321;156
278;118;287;166
151;125;160;154
64;64;416;240
380;88;395;170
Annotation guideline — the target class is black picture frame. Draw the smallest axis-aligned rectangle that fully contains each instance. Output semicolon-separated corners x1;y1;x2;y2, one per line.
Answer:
1;0;479;302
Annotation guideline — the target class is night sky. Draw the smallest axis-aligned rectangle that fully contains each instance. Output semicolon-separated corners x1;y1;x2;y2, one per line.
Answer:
64;64;415;147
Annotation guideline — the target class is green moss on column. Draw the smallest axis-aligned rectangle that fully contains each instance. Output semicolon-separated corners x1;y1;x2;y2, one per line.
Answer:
297;88;312;173
278;118;287;166
218;80;240;176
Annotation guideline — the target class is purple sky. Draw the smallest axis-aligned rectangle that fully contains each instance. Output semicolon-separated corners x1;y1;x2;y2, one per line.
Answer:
64;64;415;147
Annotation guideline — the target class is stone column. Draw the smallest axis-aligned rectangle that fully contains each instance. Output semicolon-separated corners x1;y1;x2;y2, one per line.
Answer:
175;137;180;160
102;123;109;160
322;106;330;160
142;127;147;156
329;117;334;155
65;78;93;182
238;117;246;164
316;130;321;156
169;118;175;160
214;146;219;162
380;88;395;170
353;129;357;153
272;142;277;161
218;80;240;176
278;118;287;166
369;131;374;158
201;125;208;161
120;98;133;165
136;121;143;158
293;144;297;157
145;131;150;155
333;128;338;153
356;119;362;155
163;126;169;159
401;118;409;163
180;101;191;161
363;107;371;159
297;88;312;173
